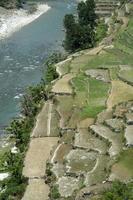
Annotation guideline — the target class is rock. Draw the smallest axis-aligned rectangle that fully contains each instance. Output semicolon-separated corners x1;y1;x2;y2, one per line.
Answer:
74;128;108;154
66;149;97;175
90;124;123;156
11;146;18;154
85;69;110;83
126;113;133;125
113;103;128;118
105;118;124;132
125;125;133;146
57;176;80;197
0;172;9;181
96;110;113;124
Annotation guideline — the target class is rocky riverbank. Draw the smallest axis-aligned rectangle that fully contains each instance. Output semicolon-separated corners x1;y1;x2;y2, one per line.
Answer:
0;3;50;40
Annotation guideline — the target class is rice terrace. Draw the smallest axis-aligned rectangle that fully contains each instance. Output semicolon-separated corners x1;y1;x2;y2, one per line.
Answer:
0;0;133;199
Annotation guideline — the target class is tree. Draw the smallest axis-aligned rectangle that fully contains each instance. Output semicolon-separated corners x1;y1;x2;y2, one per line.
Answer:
64;14;76;33
63;0;97;52
77;0;96;28
95;20;108;43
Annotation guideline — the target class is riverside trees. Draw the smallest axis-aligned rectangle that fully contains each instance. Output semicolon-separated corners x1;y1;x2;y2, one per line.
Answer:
0;0;22;9
63;0;96;52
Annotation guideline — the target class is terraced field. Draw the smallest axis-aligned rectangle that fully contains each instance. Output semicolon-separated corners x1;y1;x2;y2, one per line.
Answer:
23;3;133;199
46;9;133;199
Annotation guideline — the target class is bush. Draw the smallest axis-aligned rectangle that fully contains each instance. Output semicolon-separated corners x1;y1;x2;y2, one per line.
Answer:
50;185;60;199
63;0;96;52
96;20;108;43
44;52;66;83
101;181;133;200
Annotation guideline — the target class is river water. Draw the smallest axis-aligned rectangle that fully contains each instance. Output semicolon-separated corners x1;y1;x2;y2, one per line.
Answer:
0;0;76;128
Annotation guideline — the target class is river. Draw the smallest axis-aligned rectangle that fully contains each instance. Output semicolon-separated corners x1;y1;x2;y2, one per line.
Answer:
0;0;76;129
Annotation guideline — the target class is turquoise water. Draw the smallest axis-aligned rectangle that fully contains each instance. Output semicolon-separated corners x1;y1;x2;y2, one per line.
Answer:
0;0;76;128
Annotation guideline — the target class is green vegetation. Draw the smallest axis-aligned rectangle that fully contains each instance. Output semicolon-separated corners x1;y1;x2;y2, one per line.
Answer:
118;69;133;85
115;17;133;54
50;185;60;199
0;0;22;9
63;0;96;52
117;148;133;175
77;0;96;28
45;52;66;83
101;181;133;200
95;20;108;43
82;78;109;118
72;74;110;118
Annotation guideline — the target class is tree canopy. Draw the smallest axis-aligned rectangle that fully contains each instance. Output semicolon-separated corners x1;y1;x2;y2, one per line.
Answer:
63;0;96;52
0;0;22;9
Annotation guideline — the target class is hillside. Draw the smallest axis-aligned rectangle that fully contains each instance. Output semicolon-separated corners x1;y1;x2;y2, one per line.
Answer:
22;1;133;200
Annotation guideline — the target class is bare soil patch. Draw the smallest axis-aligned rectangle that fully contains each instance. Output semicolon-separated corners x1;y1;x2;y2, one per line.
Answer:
107;80;133;110
22;179;49;200
51;73;75;94
23;137;58;178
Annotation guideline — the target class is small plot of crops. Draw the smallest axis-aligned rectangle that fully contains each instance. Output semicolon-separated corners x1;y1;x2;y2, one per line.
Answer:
70;54;94;73
72;74;110;118
77;118;94;129
107;80;133;110
90;124;123;157
109;66;120;80
31;103;48;137
67;108;84;129
85;155;110;186
74;128;108;154
69;45;105;73
60;129;75;145
51;73;75;94
50;143;72;178
84;52;122;70
109;149;133;182
118;69;133;86
81;78;110;118
56;59;71;76
114;18;133;55
55;95;75;128
22;179;49;200
32;102;60;137
66;149;98;175
72;74;89;107
50;131;75;178
51;143;72;164
50;109;60;137
23;137;58;178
